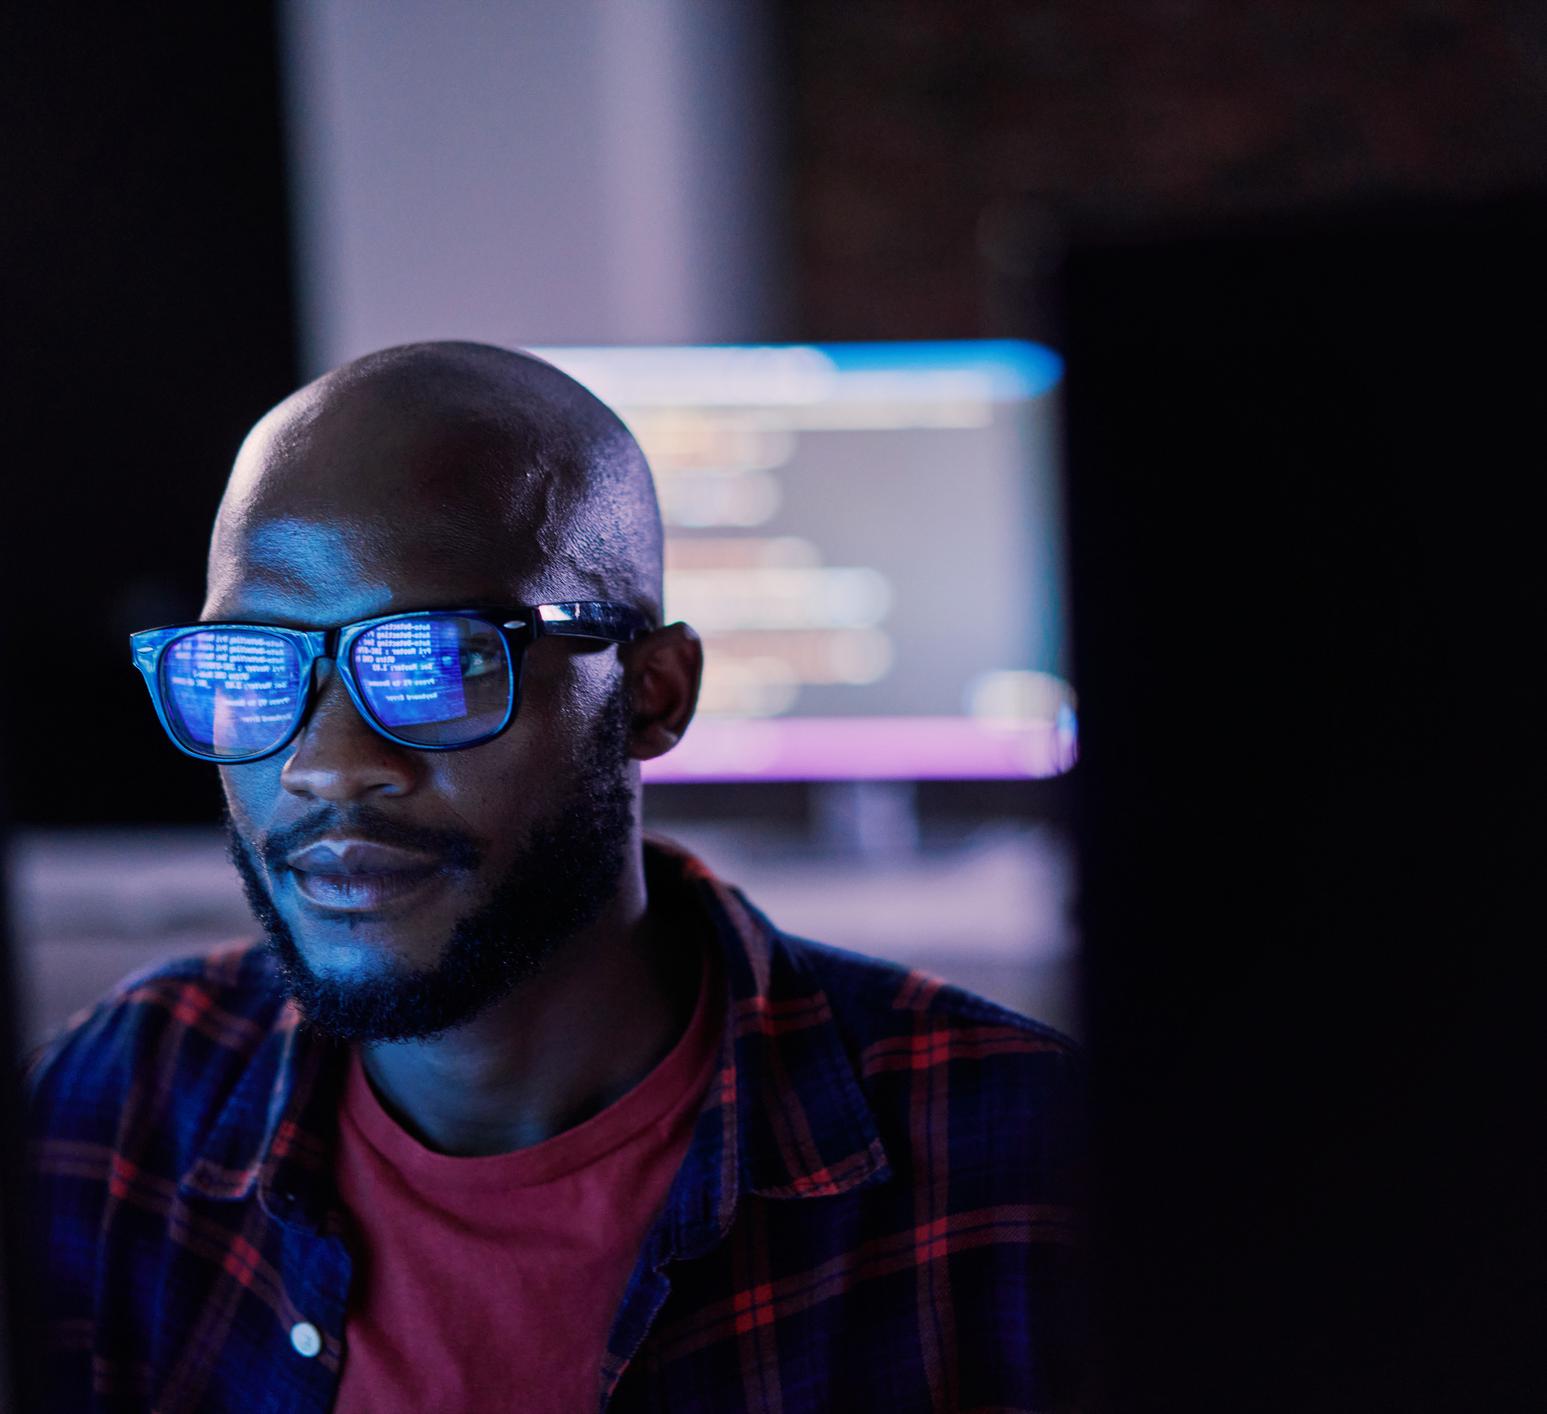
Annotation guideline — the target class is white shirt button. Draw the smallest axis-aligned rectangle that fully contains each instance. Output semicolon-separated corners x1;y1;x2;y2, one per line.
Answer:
290;1322;322;1358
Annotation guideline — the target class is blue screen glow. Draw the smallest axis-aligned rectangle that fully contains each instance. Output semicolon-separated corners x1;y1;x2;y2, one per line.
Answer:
163;631;300;754
353;618;469;727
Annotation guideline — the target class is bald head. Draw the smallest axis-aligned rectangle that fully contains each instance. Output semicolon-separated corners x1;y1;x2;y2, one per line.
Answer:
209;341;663;623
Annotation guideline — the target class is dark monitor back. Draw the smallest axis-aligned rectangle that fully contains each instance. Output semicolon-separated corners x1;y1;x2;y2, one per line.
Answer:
1063;196;1545;1411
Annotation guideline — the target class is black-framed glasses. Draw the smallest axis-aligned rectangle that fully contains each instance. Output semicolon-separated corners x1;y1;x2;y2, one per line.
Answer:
129;601;650;763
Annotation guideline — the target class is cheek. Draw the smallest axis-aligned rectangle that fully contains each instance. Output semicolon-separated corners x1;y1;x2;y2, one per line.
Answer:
430;727;568;839
218;762;286;836
424;721;560;845
428;659;611;836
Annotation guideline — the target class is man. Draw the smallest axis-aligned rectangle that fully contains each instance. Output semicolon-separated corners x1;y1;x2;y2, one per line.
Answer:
27;343;1082;1411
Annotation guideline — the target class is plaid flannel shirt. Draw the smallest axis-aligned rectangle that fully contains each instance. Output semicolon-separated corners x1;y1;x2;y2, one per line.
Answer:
26;839;1083;1412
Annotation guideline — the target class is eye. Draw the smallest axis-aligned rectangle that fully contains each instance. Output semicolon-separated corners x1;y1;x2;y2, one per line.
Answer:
459;643;504;678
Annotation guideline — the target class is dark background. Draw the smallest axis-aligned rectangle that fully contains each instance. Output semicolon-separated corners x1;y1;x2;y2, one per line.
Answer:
1064;196;1545;1410
784;0;1547;337
2;7;298;824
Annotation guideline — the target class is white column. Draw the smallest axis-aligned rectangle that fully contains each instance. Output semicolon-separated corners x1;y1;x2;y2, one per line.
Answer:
278;0;781;376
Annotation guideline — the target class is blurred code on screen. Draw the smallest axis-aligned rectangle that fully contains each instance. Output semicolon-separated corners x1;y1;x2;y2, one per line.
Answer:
534;342;1073;781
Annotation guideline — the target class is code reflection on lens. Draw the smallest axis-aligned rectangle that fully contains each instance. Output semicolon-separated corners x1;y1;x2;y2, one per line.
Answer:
163;631;300;756
353;618;470;728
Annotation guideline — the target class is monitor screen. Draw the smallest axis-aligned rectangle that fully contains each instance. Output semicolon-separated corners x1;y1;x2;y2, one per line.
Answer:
533;341;1073;782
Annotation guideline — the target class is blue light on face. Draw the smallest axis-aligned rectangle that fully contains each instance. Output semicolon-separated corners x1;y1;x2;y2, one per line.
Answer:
352;618;469;727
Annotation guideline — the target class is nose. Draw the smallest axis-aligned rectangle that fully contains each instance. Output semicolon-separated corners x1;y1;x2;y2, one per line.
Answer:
279;663;419;801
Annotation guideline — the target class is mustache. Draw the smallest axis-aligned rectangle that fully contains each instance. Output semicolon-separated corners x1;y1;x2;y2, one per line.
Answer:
251;805;484;873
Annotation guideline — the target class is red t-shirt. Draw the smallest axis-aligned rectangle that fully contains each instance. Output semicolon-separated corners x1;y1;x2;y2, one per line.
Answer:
333;943;720;1413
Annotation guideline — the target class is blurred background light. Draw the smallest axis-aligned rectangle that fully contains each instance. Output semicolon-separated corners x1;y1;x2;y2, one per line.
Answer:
17;0;1543;1049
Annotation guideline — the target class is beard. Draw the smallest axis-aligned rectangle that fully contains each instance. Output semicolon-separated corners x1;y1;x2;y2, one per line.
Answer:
225;677;636;1044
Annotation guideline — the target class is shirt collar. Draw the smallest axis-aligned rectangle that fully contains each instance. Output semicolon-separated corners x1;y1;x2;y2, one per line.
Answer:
635;839;892;1266
178;837;892;1236
178;995;344;1224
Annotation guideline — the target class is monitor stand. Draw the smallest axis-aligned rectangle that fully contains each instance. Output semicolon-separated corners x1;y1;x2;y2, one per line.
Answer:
809;780;920;858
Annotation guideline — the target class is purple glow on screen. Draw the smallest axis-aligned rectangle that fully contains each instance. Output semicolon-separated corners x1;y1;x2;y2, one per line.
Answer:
641;716;1077;783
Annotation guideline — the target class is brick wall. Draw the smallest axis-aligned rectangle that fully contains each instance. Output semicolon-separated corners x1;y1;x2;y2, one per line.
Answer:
785;1;1547;337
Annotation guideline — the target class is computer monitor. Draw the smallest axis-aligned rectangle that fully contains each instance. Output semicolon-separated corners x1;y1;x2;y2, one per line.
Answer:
533;341;1074;783
1063;194;1546;1411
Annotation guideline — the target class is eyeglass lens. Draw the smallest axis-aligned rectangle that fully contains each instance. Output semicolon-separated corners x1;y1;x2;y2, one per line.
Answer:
158;617;514;758
161;630;303;759
348;617;511;746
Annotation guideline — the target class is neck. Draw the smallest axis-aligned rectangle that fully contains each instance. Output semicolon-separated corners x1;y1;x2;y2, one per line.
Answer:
356;849;699;1157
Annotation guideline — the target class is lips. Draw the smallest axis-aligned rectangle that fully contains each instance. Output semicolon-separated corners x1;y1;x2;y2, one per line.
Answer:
284;837;452;914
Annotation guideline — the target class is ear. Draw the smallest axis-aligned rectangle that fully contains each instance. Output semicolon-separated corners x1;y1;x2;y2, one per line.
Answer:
621;622;703;761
